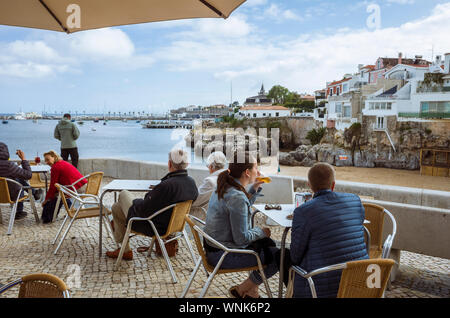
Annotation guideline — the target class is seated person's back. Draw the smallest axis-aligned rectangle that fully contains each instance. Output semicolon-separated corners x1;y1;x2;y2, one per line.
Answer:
127;152;199;236
290;163;368;298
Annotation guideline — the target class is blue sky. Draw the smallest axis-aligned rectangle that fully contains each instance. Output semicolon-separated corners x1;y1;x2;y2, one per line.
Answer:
1;0;450;114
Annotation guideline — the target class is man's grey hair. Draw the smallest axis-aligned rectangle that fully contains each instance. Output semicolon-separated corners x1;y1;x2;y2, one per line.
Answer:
169;148;190;170
206;151;227;171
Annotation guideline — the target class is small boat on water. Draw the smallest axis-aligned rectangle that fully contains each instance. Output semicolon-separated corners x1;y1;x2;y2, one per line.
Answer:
91;127;96;131
103;122;107;125
136;120;141;123
71;119;75;122
14;112;26;120
122;119;127;122
2;120;8;124
78;121;84;125
94;118;99;123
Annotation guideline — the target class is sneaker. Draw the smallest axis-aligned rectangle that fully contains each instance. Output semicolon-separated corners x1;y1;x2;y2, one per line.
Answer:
106;248;133;261
15;211;27;220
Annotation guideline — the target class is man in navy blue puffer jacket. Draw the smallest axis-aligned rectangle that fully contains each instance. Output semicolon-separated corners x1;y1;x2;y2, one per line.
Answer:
289;162;368;298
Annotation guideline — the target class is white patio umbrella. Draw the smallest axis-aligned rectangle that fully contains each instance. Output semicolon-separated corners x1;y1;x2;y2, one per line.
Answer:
0;0;246;33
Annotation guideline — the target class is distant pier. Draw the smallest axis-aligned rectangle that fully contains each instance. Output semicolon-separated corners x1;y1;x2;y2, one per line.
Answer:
142;121;193;129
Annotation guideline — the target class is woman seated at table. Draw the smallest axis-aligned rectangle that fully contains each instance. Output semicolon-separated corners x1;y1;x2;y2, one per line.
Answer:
204;152;279;299
41;150;87;223
190;151;228;220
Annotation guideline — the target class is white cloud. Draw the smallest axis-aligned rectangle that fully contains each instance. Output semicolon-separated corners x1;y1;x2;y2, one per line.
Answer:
0;40;71;78
264;4;303;22
386;0;415;5
0;27;154;78
69;28;135;59
245;0;268;7
152;2;450;96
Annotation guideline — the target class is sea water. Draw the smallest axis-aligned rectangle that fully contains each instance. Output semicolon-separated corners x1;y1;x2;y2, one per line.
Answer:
0;119;191;164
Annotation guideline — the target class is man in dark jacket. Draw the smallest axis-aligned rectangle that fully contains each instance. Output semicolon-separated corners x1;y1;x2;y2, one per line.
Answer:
287;162;368;298
106;149;198;260
0;142;32;219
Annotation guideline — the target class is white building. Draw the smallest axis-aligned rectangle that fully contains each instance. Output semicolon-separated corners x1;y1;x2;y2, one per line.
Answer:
363;55;450;123
238;105;291;118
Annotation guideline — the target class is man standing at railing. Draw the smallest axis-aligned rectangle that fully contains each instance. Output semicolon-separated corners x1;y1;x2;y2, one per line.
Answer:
54;113;80;168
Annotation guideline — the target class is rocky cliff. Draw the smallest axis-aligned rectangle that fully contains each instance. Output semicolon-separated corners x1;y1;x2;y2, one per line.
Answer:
279;119;450;170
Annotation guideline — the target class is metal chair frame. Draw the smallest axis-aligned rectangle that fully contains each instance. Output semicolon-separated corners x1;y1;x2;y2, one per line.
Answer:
363;203;397;259
0;177;39;235
180;215;273;298
114;201;197;285
52;172;104;223
287;258;395;298
52;183;113;255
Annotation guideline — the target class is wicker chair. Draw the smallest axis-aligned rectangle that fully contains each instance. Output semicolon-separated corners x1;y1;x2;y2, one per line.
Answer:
114;200;196;284
52;183;113;255
0;177;39;235
286;259;395;298
28;162;47;192
52;172;104;222
363;203;397;259
180;215;273;298
0;273;70;298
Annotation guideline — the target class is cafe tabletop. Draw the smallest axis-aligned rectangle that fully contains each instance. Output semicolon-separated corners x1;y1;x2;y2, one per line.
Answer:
101;179;160;192
253;204;295;228
253;204;370;228
30;165;51;173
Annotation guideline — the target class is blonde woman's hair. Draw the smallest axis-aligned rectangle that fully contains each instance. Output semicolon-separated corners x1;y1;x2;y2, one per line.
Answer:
43;150;62;162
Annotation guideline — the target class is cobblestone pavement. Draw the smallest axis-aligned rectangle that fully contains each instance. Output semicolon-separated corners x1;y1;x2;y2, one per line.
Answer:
0;178;448;298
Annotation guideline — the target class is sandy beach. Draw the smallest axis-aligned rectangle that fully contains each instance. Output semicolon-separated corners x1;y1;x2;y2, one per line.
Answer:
277;165;449;192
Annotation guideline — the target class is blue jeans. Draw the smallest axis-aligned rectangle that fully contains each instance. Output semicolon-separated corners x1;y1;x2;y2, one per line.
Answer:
206;246;280;285
15;179;36;213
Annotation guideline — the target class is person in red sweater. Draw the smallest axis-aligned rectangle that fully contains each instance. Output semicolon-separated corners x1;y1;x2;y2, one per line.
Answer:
41;150;87;223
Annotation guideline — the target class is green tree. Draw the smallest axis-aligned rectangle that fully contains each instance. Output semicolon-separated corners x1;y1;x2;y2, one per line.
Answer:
306;127;327;146
268;85;290;104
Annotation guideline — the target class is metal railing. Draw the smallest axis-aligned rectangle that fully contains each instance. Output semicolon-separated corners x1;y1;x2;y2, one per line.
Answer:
398;112;450;119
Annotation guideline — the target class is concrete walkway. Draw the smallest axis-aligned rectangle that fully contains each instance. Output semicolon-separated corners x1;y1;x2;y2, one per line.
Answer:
0;178;448;298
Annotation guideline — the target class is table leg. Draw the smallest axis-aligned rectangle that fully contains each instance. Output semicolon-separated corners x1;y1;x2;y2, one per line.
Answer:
279;227;290;298
364;226;371;256
99;190;108;257
27;188;40;223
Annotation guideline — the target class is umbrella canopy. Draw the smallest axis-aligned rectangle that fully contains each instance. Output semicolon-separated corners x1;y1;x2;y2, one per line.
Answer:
0;0;246;33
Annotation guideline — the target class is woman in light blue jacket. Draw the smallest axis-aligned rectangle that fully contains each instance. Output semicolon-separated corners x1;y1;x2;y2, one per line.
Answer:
204;153;280;298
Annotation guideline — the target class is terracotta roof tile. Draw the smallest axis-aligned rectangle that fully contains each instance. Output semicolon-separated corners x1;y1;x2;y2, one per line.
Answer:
328;77;352;86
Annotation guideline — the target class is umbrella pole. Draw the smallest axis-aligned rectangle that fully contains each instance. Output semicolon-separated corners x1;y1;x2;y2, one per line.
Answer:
199;0;225;18
38;0;69;33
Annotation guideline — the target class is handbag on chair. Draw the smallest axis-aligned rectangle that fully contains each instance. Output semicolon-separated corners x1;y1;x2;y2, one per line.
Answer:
155;235;179;257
